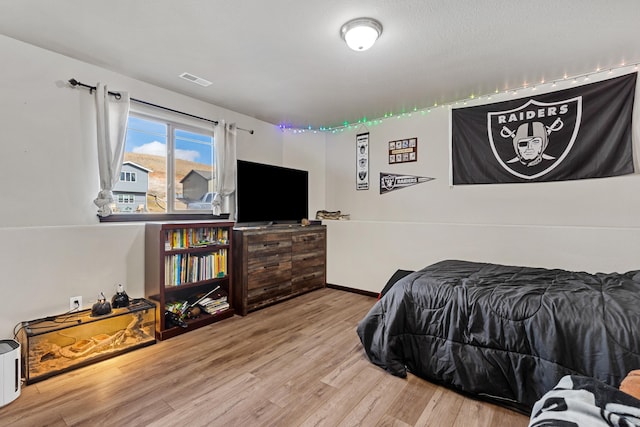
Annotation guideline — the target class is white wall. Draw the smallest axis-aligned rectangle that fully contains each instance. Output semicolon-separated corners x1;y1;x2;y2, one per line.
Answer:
0;35;327;338
283;131;326;221
325;221;640;293
313;68;640;293
0;224;145;334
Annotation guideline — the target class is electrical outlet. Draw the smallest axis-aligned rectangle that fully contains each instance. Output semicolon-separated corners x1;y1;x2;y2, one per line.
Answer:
70;296;82;311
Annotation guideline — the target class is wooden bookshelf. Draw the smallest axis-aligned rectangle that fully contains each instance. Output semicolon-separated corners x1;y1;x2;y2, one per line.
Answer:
144;221;234;340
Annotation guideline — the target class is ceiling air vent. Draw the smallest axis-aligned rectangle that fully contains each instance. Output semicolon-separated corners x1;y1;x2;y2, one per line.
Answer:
179;72;212;87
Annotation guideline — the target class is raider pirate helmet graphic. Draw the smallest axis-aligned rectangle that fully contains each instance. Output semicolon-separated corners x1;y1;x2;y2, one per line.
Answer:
512;122;549;167
488;98;582;180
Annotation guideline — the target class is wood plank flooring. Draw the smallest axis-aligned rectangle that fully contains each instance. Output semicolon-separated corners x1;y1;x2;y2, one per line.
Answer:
0;288;531;426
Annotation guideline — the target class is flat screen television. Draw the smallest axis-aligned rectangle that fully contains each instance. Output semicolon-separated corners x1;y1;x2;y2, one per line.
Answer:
236;160;309;225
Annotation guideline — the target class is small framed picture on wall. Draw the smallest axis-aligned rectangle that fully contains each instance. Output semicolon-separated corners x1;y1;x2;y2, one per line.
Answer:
388;137;417;164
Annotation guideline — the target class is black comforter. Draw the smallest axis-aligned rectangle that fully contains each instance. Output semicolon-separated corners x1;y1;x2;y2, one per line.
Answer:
356;260;640;411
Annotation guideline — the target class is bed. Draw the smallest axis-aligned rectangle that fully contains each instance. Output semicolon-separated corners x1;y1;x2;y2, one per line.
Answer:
356;259;640;412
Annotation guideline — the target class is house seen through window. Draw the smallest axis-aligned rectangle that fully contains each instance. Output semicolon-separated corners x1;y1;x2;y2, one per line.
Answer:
112;113;215;214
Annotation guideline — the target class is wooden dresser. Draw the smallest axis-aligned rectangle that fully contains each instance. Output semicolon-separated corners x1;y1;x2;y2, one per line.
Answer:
232;224;326;315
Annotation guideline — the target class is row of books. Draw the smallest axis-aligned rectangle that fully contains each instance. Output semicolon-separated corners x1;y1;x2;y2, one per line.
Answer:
164;227;230;250
164;249;228;286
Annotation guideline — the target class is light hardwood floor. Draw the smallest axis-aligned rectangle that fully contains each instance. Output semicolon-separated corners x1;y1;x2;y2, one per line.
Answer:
0;288;531;426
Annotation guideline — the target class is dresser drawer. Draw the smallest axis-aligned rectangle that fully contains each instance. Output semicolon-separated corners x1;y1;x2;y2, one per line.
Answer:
291;269;325;293
292;250;325;269
248;281;292;308
247;259;292;289
246;233;292;257
292;231;325;252
247;250;291;272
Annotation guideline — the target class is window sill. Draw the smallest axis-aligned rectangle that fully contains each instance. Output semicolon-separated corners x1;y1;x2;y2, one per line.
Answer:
98;213;231;223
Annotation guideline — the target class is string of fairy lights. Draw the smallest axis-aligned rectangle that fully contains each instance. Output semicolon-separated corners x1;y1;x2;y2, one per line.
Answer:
279;63;639;134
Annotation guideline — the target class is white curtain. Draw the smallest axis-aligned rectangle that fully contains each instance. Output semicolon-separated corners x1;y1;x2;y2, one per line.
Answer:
212;120;237;215
93;83;130;217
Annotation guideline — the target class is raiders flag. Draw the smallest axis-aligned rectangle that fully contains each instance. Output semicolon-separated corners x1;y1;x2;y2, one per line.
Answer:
451;72;636;184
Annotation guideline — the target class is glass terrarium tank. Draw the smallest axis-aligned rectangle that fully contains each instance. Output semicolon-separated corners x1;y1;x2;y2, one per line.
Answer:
18;298;156;384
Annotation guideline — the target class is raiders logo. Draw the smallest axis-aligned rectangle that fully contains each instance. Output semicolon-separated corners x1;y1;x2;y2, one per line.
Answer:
381;174;396;190
487;97;582;179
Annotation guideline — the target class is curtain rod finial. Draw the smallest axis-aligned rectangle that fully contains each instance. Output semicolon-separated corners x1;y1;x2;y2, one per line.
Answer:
68;78;78;87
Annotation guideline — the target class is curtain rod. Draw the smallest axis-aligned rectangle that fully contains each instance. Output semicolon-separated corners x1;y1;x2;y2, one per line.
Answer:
67;78;254;134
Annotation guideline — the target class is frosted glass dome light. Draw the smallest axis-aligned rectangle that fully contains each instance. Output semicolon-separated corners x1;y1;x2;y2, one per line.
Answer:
340;18;383;51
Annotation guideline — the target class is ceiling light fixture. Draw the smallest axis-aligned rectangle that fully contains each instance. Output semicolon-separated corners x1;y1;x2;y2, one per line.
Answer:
340;17;383;51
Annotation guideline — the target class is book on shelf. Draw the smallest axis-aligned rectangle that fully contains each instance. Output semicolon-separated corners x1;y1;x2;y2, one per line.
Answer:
201;301;230;315
164;248;228;286
188;288;227;303
163;227;230;250
185;288;230;315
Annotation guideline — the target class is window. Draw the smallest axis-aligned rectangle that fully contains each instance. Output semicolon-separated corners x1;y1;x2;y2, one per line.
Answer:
117;194;135;204
120;171;137;182
119;111;216;216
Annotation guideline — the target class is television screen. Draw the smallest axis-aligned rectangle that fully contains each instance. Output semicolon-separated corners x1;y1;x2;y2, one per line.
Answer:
236;160;309;225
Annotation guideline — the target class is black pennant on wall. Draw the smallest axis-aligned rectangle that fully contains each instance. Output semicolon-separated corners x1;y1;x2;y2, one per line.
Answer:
451;72;636;185
380;173;434;194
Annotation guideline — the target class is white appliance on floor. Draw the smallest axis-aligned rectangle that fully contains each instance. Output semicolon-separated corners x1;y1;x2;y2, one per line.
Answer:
0;339;20;406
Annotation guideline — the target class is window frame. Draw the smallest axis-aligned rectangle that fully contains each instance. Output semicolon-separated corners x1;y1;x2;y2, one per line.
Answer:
98;107;227;223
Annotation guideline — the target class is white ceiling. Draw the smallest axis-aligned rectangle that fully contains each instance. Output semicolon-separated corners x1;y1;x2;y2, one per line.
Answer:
1;0;640;130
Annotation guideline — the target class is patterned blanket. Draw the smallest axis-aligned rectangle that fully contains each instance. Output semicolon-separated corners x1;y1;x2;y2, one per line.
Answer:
529;375;640;426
